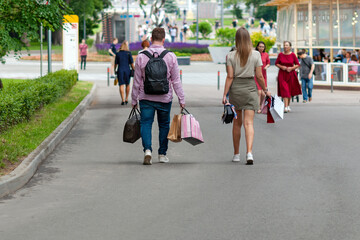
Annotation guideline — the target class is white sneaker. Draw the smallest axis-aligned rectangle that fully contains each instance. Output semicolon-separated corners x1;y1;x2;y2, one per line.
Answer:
246;152;254;165
232;154;240;162
143;150;152;165
288;106;291;112
159;154;169;163
284;107;288;113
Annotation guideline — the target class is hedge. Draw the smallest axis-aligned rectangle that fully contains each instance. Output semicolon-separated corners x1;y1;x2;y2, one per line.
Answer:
0;70;77;132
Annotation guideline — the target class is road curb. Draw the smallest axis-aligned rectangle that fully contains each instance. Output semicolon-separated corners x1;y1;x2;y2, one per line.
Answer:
0;84;97;198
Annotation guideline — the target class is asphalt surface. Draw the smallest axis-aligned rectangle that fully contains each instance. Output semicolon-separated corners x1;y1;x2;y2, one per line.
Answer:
1;72;360;239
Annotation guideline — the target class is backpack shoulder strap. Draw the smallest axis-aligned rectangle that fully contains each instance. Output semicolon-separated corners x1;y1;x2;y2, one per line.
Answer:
159;50;170;59
140;50;153;59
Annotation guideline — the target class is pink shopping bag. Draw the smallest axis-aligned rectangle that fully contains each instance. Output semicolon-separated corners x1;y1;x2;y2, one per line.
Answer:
181;110;204;146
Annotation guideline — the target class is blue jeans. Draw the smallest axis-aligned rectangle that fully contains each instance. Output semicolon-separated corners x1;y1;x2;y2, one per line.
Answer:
301;77;313;101
139;100;172;155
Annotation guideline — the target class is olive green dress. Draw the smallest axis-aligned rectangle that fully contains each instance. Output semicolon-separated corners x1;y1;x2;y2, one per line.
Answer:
226;50;263;111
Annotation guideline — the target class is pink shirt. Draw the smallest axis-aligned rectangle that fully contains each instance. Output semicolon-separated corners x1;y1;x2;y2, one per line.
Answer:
79;44;88;56
131;44;185;106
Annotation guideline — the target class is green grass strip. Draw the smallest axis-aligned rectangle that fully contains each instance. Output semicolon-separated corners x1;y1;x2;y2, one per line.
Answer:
0;81;93;174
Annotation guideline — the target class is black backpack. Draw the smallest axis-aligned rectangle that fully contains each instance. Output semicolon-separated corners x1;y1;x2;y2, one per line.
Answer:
141;50;170;95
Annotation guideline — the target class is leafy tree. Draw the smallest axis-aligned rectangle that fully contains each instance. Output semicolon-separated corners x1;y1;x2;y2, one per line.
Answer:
225;0;243;19
139;0;166;26
190;22;213;39
250;31;276;52
214;28;237;46
164;0;179;14
66;0;112;41
0;0;71;58
255;6;277;21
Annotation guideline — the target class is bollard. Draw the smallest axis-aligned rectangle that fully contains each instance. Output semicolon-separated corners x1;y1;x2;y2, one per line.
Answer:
107;67;110;87
217;71;220;90
331;74;334;93
180;69;182;83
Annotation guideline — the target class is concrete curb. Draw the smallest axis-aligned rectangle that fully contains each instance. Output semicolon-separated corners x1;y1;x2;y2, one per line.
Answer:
0;84;97;198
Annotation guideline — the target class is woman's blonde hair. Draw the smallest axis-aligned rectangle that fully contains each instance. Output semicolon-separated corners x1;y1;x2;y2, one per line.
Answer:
120;41;129;51
235;27;253;67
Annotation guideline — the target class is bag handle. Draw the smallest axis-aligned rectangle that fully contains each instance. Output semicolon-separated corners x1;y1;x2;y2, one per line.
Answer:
181;108;190;115
128;108;141;120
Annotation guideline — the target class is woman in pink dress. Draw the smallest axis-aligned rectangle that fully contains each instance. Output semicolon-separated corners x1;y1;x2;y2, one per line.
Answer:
275;41;301;113
254;41;270;113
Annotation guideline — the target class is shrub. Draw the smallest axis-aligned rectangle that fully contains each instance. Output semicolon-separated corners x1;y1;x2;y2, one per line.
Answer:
86;38;94;48
190;21;213;39
250;31;276;53
212;28;237;47
0;70;77;132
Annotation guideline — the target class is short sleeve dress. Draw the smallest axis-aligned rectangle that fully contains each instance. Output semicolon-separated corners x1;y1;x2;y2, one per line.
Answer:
226;50;263;111
254;51;270;90
115;50;134;86
275;52;302;98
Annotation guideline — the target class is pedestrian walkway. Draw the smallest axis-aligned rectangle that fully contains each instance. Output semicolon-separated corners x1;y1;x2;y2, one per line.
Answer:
1;77;360;239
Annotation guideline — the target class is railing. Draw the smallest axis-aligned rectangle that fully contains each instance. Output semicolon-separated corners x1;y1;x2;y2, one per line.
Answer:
313;62;360;87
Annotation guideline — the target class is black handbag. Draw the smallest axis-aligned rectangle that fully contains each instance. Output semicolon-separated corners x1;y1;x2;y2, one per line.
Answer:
123;108;141;143
222;104;235;124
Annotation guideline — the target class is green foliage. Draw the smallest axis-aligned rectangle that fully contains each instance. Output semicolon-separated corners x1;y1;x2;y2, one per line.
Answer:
213;28;237;47
86;39;94;48
173;52;192;57
0;81;93;169
69;0;112;39
190;22;213;38
0;0;72;58
0;70;77;133
164;0;179;13
232;7;243;19
225;0;243;19
250;31;276;53
255;6;277;21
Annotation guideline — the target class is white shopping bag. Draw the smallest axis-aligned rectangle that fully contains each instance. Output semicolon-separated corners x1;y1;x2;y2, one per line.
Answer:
269;95;284;122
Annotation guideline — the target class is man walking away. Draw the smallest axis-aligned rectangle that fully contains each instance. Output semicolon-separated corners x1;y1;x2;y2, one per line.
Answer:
298;49;315;103
131;27;186;165
108;38;118;78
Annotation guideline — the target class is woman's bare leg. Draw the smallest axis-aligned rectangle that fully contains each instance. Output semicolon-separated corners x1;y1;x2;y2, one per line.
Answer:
119;85;125;102
243;110;255;153
125;84;130;102
232;110;243;155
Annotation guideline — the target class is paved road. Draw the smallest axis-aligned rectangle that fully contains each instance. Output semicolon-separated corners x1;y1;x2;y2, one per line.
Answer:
1;74;360;239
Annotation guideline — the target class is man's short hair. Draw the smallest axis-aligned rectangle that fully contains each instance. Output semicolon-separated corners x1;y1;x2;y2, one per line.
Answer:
152;27;165;42
297;50;306;56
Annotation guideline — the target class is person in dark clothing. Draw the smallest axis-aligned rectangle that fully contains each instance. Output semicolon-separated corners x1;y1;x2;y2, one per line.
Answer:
108;38;118;78
114;41;135;105
298;49;314;103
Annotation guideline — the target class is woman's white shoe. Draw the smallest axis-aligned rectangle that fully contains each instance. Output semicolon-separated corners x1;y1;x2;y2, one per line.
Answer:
246;152;254;165
232;154;240;162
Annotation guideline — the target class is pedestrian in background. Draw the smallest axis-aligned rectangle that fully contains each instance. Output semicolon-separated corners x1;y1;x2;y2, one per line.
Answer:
254;41;270;113
275;41;301;113
131;27;185;165
79;39;88;70
108;38;118;78
115;41;135;105
170;26;177;42
298;49;314;103
222;27;271;165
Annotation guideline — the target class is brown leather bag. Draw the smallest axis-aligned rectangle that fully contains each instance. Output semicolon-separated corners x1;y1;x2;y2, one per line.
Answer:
167;113;182;142
123;108;141;143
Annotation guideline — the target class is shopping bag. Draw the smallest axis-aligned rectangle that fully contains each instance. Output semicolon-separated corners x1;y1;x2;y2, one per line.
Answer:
123;108;141;143
260;97;268;114
181;108;204;146
269;95;284;122
114;77;118;86
167;113;182;142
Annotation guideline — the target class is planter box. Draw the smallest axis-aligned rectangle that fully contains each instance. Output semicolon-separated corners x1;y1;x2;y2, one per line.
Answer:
208;46;232;64
177;57;191;65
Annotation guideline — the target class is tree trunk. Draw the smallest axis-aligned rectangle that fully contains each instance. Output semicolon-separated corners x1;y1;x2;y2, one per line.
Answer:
53;29;62;45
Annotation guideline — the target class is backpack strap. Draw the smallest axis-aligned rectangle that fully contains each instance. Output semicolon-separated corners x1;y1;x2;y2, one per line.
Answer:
140;50;153;59
159;50;170;59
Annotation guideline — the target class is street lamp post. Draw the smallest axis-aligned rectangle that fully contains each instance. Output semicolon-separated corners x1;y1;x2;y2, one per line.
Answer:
48;29;52;73
196;0;199;44
221;0;224;28
83;7;86;40
126;0;130;42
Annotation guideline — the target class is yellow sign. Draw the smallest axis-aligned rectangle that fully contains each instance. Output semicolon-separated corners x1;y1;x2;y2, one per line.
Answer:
63;15;79;24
